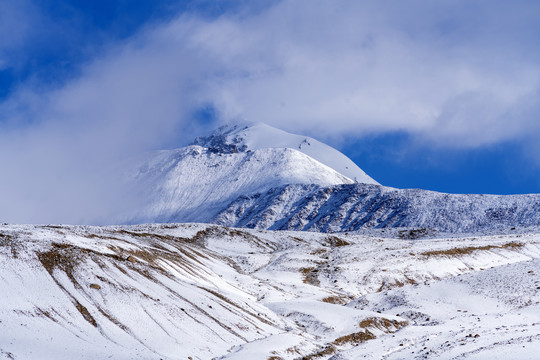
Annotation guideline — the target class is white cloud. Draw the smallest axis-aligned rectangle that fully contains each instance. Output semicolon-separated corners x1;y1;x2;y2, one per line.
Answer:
1;0;540;223
194;0;540;147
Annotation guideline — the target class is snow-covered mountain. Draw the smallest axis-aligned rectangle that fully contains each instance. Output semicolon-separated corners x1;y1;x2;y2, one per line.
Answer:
4;124;540;360
125;123;372;224
191;122;378;185
214;183;540;233
125;122;540;234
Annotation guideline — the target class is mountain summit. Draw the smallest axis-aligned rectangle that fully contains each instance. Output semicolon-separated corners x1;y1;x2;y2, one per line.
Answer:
192;122;378;185
126;122;374;223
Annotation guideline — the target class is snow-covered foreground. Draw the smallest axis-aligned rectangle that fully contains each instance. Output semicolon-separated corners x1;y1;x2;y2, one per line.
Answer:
1;223;539;359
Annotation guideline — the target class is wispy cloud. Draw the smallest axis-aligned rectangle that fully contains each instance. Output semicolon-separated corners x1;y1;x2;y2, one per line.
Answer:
1;0;540;223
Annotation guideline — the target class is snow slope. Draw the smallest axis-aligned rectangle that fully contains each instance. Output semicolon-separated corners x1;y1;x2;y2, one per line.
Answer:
0;224;287;360
126;145;353;223
1;224;540;359
214;183;540;233
192;122;378;185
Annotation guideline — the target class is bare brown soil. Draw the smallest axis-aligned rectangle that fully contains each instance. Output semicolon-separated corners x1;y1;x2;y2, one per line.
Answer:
421;242;523;257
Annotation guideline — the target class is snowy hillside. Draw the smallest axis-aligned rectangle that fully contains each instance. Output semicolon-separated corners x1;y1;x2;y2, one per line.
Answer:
192;122;378;185
1;223;540;359
214;183;540;233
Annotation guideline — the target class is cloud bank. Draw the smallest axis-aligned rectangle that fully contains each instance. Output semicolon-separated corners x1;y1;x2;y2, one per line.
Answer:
1;0;540;223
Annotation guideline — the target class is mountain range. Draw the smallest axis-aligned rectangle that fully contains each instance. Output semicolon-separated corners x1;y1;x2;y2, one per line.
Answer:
3;122;540;360
125;122;540;235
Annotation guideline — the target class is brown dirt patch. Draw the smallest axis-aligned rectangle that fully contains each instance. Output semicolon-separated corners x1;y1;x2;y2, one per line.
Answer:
0;233;19;258
421;242;523;257
358;317;408;332
332;330;376;345
300;267;320;286
301;345;336;360
321;295;350;305
377;276;418;292
74;300;97;327
325;236;351;247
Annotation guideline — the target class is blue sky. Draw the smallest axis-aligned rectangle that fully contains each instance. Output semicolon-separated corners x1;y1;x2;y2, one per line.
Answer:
1;0;540;223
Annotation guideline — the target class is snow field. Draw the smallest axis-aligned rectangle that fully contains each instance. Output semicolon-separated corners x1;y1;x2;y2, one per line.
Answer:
1;224;539;359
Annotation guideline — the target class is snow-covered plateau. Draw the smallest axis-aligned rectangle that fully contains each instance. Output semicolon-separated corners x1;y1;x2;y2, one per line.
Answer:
1;223;539;359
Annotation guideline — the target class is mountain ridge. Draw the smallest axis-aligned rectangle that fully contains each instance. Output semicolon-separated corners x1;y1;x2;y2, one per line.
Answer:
124;122;540;234
127;142;355;224
213;182;540;233
124;122;377;224
192;122;378;184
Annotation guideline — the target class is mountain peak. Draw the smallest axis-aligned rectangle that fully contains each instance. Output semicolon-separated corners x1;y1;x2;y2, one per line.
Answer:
191;122;254;153
124;122;378;224
192;122;379;185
